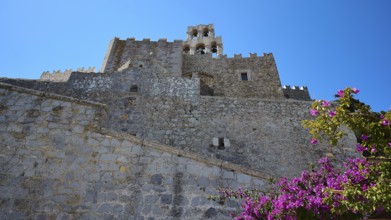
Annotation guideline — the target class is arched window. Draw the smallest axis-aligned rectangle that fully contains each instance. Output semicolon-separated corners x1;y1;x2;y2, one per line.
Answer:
183;45;190;54
196;44;206;54
211;42;217;53
203;28;209;37
192;29;198;39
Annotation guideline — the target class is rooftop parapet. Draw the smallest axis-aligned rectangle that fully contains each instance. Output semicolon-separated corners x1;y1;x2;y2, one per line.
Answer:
218;52;274;60
40;67;96;82
120;37;182;44
283;85;308;90
282;85;311;101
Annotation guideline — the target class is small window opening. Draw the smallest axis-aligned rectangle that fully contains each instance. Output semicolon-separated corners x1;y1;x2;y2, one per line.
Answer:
192;30;198;38
130;85;139;92
241;72;248;81
203;29;209;37
211;46;217;53
139;64;143;68
196;44;206;54
211;42;217;53
218;138;225;150
183;45;190;54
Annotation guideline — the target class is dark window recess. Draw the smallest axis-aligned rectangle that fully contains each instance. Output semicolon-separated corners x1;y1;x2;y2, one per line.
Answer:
196;44;206;54
211;42;217;53
192;30;198;37
241;73;248;81
183;46;190;54
203;30;209;37
211;45;217;53
200;80;214;96
130;85;139;92
218;138;225;150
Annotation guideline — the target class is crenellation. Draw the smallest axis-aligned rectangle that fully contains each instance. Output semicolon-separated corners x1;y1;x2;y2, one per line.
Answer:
233;54;242;58
158;38;167;42
39;67;96;82
282;85;311;100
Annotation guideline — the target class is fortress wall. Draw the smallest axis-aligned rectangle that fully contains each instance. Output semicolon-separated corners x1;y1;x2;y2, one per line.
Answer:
0;83;267;219
139;96;358;178
101;38;183;76
282;85;311;101
39;70;72;82
182;53;285;99
100;38;126;73
0;78;68;95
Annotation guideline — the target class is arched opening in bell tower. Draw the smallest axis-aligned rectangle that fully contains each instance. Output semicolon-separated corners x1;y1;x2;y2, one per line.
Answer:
192;29;198;39
196;44;206;54
203;28;209;37
183;45;190;54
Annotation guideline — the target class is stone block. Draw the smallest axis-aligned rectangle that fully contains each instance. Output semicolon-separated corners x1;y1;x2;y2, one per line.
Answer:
160;194;172;205
97;192;118;202
150;174;163;185
144;194;158;204
97;203;113;213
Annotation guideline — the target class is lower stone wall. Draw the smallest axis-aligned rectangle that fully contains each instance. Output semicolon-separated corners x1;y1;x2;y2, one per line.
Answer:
140;95;358;178
0;84;267;219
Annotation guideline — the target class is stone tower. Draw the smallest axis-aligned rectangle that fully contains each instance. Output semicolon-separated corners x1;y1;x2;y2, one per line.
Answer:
182;24;223;56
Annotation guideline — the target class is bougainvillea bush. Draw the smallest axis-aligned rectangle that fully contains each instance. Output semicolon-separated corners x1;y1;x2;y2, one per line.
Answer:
214;88;391;220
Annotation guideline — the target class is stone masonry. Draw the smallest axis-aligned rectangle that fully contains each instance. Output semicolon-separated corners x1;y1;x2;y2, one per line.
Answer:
0;24;358;219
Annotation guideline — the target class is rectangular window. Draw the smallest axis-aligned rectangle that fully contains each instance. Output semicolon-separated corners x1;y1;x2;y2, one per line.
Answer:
218;138;225;150
241;72;248;81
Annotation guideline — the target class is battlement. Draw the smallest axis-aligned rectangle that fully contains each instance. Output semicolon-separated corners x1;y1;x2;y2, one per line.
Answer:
100;37;183;74
221;52;274;59
282;85;311;101
114;37;183;44
39;67;96;82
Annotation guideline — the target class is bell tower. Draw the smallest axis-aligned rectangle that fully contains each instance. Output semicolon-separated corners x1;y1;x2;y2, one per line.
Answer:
182;24;223;57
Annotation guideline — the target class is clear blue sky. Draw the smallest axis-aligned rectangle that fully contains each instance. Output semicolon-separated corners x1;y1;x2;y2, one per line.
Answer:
0;0;390;111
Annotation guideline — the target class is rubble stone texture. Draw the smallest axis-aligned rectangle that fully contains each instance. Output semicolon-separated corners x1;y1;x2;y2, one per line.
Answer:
0;24;358;219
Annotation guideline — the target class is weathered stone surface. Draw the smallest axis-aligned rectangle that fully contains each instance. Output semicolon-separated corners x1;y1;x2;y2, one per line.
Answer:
0;24;358;219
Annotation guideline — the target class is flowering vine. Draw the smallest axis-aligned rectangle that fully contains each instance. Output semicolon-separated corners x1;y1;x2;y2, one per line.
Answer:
212;87;391;219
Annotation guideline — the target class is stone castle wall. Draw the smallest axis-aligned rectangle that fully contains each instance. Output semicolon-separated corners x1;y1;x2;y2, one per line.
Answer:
100;38;183;77
140;95;358;178
0;83;269;219
182;53;285;99
0;66;357;178
39;67;96;82
0;25;356;219
282;85;311;101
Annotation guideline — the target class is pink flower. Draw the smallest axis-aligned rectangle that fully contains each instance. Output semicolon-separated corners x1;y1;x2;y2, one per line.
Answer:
310;138;318;145
361;134;368;141
380;114;385;119
381;119;390;126
356;144;367;152
371;148;376;153
352;88;360;94
321;100;331;107
389;142;391;148
310;109;319;116
336;90;344;97
329;111;336;118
